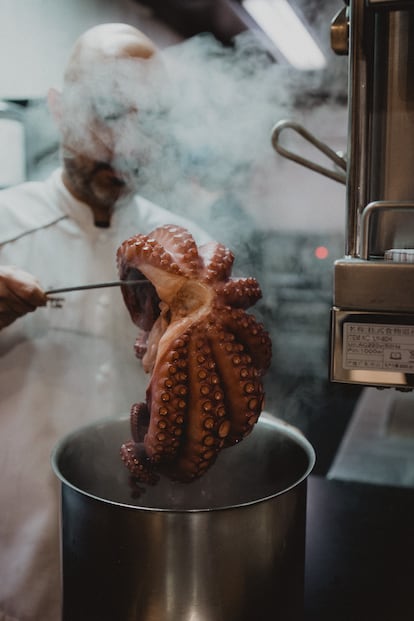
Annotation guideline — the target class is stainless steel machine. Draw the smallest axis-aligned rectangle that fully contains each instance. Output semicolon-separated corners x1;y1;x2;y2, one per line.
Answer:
273;0;414;389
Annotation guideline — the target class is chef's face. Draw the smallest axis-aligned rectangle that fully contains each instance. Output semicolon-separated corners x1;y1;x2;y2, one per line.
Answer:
58;58;166;211
61;98;143;209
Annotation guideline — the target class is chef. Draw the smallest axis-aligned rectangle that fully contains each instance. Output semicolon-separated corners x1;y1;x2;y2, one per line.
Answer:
0;23;208;621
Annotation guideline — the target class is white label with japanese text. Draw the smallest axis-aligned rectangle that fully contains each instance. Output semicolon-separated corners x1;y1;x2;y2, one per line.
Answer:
343;323;414;371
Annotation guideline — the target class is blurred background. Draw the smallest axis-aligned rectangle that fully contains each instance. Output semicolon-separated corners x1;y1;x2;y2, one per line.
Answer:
0;0;362;475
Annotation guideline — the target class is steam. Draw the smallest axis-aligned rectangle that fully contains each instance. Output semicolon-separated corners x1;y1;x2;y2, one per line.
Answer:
142;32;297;214
136;31;346;269
58;28;347;258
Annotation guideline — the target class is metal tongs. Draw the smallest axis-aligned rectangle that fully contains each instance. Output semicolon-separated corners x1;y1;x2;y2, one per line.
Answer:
46;279;146;308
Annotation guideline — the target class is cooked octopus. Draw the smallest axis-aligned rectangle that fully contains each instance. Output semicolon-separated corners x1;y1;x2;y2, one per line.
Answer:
117;224;272;485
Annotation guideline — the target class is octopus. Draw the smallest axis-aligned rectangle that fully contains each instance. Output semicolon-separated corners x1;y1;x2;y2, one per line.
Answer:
117;224;272;486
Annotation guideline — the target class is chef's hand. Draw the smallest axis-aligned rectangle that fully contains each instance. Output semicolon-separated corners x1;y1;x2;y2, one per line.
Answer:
0;266;47;329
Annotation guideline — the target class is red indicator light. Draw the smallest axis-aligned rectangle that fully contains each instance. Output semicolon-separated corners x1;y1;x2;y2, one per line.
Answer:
314;246;329;260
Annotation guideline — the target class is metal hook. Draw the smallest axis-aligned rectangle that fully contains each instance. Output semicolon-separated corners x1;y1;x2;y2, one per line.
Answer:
271;119;347;185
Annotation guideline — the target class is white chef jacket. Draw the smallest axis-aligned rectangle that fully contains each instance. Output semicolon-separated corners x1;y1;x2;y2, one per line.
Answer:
0;168;209;621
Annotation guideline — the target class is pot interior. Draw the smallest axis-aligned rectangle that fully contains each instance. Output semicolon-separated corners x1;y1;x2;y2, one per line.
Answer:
52;413;315;511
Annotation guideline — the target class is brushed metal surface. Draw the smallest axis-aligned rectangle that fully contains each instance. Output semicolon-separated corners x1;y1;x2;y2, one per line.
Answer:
334;258;414;311
345;2;414;256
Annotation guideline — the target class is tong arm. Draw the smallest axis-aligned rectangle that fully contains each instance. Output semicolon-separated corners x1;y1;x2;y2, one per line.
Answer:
45;279;146;295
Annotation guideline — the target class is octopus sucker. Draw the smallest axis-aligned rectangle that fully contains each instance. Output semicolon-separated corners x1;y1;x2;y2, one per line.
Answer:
117;224;272;488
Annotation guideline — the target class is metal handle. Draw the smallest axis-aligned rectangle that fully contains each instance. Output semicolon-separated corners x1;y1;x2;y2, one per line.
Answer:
359;201;414;259
271;120;347;185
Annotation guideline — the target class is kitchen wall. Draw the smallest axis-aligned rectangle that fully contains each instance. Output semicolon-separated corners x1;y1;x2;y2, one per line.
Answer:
0;0;182;99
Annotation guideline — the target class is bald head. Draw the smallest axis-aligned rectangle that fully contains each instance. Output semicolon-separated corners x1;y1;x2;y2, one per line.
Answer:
64;23;159;83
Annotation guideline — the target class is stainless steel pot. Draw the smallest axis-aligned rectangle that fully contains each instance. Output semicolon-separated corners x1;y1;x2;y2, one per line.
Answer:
51;413;315;621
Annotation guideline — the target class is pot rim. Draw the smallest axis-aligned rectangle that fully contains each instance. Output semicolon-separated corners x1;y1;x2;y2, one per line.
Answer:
51;411;316;513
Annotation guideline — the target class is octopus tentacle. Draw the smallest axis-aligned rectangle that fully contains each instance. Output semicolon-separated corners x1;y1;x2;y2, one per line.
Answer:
199;241;235;282
130;401;150;442
120;441;159;485
218;277;263;309
145;224;202;277
172;326;228;480
221;307;272;373
144;333;189;463
207;318;264;444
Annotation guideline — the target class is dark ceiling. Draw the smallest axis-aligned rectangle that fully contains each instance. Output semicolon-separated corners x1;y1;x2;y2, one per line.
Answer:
134;0;348;103
134;0;344;45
